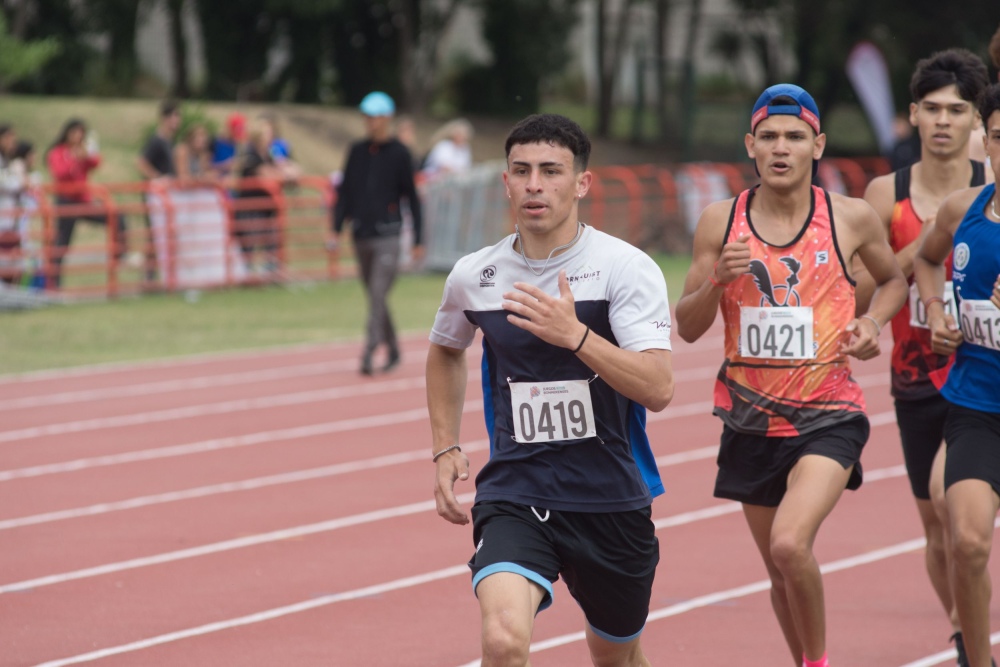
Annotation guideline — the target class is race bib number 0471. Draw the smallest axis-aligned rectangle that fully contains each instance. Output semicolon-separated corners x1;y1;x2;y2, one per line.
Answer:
959;299;1000;352
508;379;597;444
739;307;815;360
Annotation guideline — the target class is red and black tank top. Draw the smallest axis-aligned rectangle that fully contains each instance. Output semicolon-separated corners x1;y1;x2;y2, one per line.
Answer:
888;161;985;400
713;186;866;437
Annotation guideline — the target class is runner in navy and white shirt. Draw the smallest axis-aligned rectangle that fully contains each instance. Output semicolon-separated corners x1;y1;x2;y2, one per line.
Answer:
915;82;1000;667
426;114;673;666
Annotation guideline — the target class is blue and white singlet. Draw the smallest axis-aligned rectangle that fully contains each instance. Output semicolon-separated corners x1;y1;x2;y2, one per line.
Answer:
941;184;1000;415
430;225;672;512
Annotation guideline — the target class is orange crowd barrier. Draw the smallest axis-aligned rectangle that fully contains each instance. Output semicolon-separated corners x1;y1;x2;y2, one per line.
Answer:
0;156;888;299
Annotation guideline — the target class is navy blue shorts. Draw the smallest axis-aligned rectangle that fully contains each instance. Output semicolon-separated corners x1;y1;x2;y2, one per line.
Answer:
469;500;659;642
714;416;869;507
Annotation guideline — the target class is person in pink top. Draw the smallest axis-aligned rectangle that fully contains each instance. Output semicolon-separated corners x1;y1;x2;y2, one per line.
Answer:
46;118;125;287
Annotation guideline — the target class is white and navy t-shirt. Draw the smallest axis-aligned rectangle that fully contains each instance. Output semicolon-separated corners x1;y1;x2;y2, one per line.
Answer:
430;225;671;512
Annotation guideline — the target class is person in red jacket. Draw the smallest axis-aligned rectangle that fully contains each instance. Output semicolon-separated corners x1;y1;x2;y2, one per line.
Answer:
46;118;126;287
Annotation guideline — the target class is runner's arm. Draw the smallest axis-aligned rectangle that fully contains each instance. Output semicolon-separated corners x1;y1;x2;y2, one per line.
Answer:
854;175;895;314
915;191;973;354
675;199;748;342
426;342;471;525
842;197;907;359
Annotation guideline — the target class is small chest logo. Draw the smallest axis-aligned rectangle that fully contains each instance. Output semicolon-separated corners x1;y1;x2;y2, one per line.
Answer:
815;250;828;265
953;243;970;271
479;265;496;287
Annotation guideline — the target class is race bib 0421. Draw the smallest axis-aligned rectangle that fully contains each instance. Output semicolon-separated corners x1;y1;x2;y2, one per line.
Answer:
739;307;816;360
508;379;597;444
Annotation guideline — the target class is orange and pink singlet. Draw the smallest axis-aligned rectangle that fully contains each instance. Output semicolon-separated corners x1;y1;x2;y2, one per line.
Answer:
713;186;866;437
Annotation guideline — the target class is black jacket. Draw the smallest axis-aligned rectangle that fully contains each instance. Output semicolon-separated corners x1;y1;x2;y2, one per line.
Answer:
332;138;422;244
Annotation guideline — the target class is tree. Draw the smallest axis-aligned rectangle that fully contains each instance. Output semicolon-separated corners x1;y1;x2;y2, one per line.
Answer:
83;0;144;94
595;0;637;137
456;0;579;116
166;0;189;98
0;12;60;91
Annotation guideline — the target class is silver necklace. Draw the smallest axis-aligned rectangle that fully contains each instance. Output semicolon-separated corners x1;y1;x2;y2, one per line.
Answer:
515;222;584;276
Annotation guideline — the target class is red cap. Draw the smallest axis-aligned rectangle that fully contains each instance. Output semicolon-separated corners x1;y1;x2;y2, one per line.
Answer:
227;113;247;141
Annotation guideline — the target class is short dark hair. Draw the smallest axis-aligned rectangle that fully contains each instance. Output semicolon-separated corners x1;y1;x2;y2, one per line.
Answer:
978;83;1000;132
910;48;990;103
160;99;180;118
0;124;12;138
504;114;591;171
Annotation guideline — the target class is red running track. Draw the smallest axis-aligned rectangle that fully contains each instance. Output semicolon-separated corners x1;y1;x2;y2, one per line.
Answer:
2;323;999;667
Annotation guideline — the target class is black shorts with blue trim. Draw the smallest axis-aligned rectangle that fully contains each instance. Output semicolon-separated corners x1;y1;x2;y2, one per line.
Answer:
468;500;659;642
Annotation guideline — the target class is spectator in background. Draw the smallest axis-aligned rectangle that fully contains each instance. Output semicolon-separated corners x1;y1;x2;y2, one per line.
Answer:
0;126;30;284
212;112;246;178
174;123;216;185
136;100;180;181
331;91;423;376
421;118;473;178
47;118;126;287
234;117;294;278
135;100;181;284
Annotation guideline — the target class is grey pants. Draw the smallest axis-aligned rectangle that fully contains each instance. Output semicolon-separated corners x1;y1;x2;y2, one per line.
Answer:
355;235;400;355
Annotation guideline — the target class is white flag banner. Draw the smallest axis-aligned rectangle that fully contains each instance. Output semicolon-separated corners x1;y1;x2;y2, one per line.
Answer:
846;42;896;154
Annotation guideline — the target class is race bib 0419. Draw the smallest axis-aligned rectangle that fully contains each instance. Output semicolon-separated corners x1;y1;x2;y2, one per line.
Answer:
508;379;597;444
739;307;816;360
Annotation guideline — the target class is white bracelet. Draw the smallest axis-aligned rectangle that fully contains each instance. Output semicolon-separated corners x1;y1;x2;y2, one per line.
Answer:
432;444;462;462
861;314;881;335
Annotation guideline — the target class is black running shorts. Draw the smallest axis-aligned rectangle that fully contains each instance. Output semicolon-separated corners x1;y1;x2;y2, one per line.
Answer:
468;500;659;642
714;416;869;507
895;395;950;500
944;404;1000;496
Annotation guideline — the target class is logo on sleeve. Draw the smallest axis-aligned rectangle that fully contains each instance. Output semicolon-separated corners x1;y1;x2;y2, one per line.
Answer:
479;265;496;287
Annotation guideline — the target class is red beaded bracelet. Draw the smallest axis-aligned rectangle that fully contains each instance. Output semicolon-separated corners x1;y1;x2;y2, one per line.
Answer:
709;261;725;288
923;296;945;309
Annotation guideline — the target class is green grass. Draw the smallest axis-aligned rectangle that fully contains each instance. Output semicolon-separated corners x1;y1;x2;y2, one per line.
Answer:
0;254;692;375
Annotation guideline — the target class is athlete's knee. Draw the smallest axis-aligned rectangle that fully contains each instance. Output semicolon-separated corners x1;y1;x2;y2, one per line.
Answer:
951;525;992;573
481;612;532;667
769;532;813;576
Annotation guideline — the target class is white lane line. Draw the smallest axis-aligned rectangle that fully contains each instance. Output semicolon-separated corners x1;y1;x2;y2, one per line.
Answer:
0;376;433;445
0;440;742;532
898;632;1000;667
1;491;477;595
31;528;930;667
33;563;472;667
0;440;490;531
0;462;908;596
0;354;702;415
459;517;1000;666
0;358;732;443
0;357;421;412
0;402;482;482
